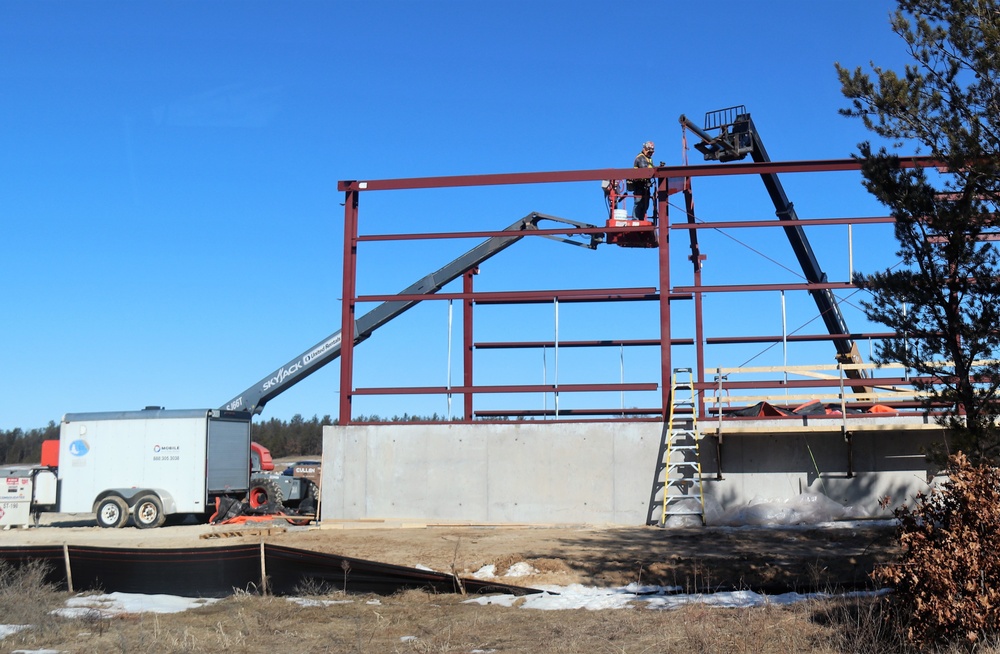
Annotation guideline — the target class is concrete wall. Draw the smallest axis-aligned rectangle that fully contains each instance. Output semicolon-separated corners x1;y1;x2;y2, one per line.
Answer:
321;421;945;525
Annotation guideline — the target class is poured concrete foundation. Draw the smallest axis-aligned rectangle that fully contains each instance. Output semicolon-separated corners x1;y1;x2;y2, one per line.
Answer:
321;419;945;525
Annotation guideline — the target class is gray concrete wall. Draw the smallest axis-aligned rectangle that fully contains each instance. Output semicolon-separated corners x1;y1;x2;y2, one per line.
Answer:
321;421;945;525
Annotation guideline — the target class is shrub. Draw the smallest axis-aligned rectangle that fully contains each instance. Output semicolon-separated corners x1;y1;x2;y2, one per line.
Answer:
875;452;1000;647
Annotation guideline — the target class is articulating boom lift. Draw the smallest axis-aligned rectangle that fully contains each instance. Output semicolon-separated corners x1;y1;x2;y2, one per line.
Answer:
222;212;602;510
221;212;602;417
679;106;869;389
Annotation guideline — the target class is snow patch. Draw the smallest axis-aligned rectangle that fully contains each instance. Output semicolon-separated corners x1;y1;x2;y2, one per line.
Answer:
473;561;539;579
51;592;218;618
465;584;889;611
286;597;353;607
0;624;29;639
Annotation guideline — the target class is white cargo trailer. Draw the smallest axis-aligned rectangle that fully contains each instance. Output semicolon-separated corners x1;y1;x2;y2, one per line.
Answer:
57;408;251;528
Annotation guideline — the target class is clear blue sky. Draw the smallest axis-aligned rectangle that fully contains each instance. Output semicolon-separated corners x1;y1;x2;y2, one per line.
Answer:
1;0;911;430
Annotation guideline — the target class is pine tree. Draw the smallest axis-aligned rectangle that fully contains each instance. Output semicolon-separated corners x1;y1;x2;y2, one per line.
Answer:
837;0;1000;464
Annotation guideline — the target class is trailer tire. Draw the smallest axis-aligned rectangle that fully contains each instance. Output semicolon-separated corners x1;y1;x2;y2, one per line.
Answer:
248;476;284;512
95;496;128;529
133;494;166;529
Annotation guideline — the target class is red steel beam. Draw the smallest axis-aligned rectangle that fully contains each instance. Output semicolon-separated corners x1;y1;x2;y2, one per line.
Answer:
472;293;692;305
673;281;857;294
474;338;673;349
351;382;659;395
463;269;475;421
356;287;664;303
670;216;896;230
475;408;665;417
339;190;359;424
357;225;652;242
705;332;895;345
337;157;941;192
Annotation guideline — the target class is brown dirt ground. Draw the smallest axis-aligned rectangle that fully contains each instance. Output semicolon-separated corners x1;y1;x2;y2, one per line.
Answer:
2;513;899;594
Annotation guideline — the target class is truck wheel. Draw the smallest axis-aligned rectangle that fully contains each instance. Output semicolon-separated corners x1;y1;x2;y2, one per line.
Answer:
133;494;166;529
95;496;128;529
248;476;284;511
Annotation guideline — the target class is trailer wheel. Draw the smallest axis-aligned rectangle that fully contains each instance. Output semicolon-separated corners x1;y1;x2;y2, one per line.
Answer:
95;496;128;529
248;476;284;511
133;494;166;529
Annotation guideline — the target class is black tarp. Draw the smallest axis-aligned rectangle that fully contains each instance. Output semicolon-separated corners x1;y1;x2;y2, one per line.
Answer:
0;545;67;589
0;543;541;598
68;545;261;598
264;544;536;596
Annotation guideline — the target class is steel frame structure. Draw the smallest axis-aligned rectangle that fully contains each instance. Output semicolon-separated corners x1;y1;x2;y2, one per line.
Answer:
335;157;938;426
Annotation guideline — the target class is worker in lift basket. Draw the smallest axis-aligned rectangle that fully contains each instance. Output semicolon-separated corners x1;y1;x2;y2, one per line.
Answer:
631;141;655;220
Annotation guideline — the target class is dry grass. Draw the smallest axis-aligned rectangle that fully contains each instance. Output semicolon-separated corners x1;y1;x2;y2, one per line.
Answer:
8;581;1000;654
7;557;1000;653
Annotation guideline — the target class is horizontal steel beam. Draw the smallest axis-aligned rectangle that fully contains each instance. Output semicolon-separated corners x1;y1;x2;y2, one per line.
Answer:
705;332;895;345
474;338;673;349
474;408;665;417
351;382;659;395
670;216;896;230
338;156;941;192
358;225;653;242
356;287;664;303
673;282;858;293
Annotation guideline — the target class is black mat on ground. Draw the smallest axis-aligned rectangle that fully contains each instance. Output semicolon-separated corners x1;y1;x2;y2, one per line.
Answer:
0;543;542;598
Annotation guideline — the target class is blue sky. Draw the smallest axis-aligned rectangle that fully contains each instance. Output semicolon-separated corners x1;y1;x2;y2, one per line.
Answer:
1;0;912;430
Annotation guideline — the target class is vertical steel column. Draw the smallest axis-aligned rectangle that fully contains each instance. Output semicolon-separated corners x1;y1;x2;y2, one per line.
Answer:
463;269;475;421
338;190;359;425
682;179;707;418
656;176;672;419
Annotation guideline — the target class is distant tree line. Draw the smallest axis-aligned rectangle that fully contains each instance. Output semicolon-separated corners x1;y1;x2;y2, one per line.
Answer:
0;413;459;464
0;422;59;465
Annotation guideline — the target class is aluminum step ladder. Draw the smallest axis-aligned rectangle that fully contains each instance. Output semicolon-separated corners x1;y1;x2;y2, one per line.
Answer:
659;368;706;526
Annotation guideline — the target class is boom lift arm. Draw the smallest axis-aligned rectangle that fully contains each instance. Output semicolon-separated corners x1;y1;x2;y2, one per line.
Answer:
680;106;868;385
221;213;602;416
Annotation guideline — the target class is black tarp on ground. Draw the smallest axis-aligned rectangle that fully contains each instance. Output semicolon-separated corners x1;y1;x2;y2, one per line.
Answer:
0;544;542;598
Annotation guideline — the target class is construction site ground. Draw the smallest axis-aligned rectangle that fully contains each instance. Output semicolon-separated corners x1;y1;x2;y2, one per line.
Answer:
2;512;899;594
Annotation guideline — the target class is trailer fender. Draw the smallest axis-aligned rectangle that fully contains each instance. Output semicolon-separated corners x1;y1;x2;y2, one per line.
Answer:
92;489;140;511
130;489;178;516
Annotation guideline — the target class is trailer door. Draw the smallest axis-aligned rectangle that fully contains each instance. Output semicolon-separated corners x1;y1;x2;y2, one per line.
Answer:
206;417;251;494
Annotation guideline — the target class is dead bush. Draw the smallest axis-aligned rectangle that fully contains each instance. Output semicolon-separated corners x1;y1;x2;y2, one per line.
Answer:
875;452;1000;648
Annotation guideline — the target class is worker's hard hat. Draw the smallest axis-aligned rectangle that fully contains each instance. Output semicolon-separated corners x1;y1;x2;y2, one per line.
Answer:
642;141;655;151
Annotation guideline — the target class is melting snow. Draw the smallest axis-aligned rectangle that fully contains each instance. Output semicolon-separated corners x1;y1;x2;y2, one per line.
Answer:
51;592;219;618
465;584;889;611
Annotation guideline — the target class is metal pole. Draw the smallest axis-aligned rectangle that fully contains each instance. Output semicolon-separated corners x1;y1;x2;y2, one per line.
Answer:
338;190;359;425
463;270;475;421
620;344;625;414
554;298;560;418
447;299;453;420
781;290;788;402
848;224;854;280
542;345;547;417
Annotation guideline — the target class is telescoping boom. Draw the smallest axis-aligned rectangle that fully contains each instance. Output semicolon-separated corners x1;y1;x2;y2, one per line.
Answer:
680;106;868;386
220;212;602;415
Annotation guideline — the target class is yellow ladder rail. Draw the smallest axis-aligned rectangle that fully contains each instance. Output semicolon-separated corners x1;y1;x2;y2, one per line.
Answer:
660;368;706;526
